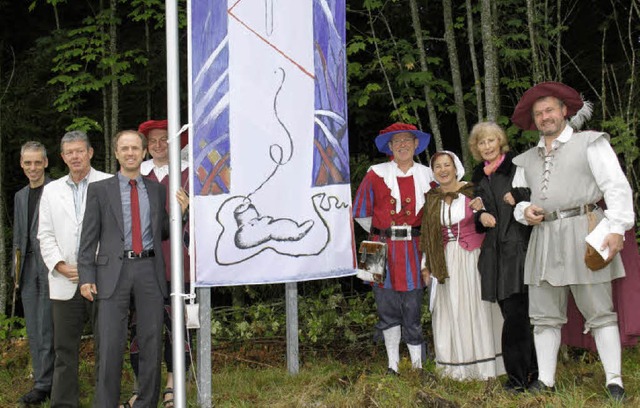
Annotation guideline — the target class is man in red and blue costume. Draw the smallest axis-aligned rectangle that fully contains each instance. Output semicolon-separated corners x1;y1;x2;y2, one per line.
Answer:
353;123;433;374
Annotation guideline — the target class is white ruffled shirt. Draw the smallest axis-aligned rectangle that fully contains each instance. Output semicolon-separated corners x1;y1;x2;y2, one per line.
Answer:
140;159;189;182
355;161;433;233
370;160;433;214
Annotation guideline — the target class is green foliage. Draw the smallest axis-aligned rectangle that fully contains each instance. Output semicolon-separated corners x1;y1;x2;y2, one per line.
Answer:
0;315;26;340
67;116;103;133
126;0;188;29
210;283;379;350
603;116;639;162
346;1;452;133
48;9;147;114
27;0;67;13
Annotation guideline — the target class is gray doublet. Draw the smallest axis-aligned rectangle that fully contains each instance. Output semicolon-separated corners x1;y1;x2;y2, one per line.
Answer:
512;131;625;286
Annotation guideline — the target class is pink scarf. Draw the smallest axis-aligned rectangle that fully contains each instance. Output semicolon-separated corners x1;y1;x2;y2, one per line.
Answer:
483;153;505;176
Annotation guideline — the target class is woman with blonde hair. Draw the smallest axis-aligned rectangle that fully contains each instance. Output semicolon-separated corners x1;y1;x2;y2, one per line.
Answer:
469;121;537;392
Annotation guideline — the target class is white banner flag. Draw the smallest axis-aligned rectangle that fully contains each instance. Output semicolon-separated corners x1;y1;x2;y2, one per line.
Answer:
189;0;355;286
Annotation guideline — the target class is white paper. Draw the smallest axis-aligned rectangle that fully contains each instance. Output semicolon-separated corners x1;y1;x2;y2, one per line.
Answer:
585;218;611;261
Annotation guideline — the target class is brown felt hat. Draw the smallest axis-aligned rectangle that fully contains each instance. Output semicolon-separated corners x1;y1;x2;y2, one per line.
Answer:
511;82;583;130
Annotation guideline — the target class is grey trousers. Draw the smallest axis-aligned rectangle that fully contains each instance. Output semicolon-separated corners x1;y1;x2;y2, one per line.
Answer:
21;252;54;392
93;258;164;408
529;281;618;332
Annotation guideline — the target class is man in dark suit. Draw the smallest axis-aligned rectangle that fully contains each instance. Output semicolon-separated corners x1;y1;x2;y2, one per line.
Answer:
78;130;171;407
12;141;54;404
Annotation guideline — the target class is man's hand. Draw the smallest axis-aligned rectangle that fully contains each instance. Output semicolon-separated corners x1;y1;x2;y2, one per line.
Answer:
480;212;497;228
468;197;484;211
524;204;544;225
80;283;97;302
601;233;624;261
421;268;431;284
176;188;189;215
503;192;515;206
55;262;79;283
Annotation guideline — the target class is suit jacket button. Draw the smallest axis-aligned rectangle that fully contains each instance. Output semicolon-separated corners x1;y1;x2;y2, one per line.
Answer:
119;256;123;260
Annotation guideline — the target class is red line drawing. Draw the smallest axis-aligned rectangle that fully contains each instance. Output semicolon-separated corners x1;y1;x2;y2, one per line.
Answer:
227;0;315;79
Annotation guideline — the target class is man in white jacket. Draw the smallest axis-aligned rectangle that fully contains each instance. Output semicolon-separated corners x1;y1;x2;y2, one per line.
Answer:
38;130;111;407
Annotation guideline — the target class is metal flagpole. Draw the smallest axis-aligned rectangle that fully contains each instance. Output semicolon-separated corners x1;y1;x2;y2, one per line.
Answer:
285;282;299;374
165;0;186;406
197;287;212;407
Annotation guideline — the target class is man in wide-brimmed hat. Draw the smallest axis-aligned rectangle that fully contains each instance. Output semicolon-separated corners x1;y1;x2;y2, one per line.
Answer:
353;122;433;374
510;82;634;401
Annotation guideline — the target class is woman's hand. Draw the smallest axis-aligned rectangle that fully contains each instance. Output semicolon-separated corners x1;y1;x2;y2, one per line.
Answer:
503;192;515;206
421;268;431;284
176;188;189;215
480;212;497;228
468;197;484;211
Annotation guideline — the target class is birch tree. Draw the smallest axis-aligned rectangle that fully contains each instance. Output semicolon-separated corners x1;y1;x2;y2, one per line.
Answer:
409;0;443;150
442;0;470;170
480;0;500;121
465;0;484;120
526;0;543;83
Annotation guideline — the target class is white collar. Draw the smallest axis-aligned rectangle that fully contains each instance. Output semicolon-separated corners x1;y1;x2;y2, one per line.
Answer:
140;159;188;176
537;123;573;148
370;161;433;213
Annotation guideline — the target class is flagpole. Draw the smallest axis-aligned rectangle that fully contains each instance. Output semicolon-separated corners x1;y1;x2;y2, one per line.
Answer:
166;0;186;407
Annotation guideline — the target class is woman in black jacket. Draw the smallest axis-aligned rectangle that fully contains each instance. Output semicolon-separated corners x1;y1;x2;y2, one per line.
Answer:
469;121;537;393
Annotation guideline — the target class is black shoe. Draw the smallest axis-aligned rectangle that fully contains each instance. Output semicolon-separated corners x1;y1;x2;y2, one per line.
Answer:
386;368;399;376
503;380;525;394
527;379;555;394
19;388;50;404
606;384;625;402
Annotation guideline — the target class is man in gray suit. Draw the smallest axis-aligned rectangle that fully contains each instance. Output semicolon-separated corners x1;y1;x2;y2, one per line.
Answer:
13;141;54;404
78;130;172;408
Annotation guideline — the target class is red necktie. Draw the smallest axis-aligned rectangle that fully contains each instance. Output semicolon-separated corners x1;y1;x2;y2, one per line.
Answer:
129;179;143;254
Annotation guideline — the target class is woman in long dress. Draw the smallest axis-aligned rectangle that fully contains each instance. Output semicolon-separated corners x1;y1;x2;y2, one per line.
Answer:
420;151;505;380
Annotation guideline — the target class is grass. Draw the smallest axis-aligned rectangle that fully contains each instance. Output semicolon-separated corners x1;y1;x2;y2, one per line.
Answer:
1;337;639;407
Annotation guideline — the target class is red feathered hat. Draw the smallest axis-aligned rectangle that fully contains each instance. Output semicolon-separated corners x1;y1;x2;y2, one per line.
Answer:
511;82;583;130
137;119;188;148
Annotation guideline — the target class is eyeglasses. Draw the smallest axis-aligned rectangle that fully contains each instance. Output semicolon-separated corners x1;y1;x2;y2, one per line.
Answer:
391;138;415;146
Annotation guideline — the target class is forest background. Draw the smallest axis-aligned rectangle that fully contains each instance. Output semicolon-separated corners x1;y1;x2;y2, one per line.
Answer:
0;2;639;402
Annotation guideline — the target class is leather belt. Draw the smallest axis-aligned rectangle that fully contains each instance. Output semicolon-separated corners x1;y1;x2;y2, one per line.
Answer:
124;249;155;259
543;204;597;222
371;226;420;241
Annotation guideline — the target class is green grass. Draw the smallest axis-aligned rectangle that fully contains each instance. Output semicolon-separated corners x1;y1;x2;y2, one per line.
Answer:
2;338;639;407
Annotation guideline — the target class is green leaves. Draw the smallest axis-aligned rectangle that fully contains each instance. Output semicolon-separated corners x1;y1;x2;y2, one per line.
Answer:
47;9;147;114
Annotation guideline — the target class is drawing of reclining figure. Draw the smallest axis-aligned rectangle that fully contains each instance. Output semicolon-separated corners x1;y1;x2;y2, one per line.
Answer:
233;200;314;249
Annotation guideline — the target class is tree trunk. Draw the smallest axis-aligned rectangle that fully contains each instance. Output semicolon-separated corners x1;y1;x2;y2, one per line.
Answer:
527;0;542;83
99;0;111;172
366;7;398;112
409;0;443;151
600;24;607;120
379;13;426;132
145;17;151;119
442;0;470;171
0;44;12;316
109;0;119;173
480;0;500;121
53;3;61;31
103;87;111;172
555;0;562;81
465;0;484;120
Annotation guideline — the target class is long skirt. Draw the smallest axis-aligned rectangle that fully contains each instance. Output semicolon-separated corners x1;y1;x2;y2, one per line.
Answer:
431;242;506;380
